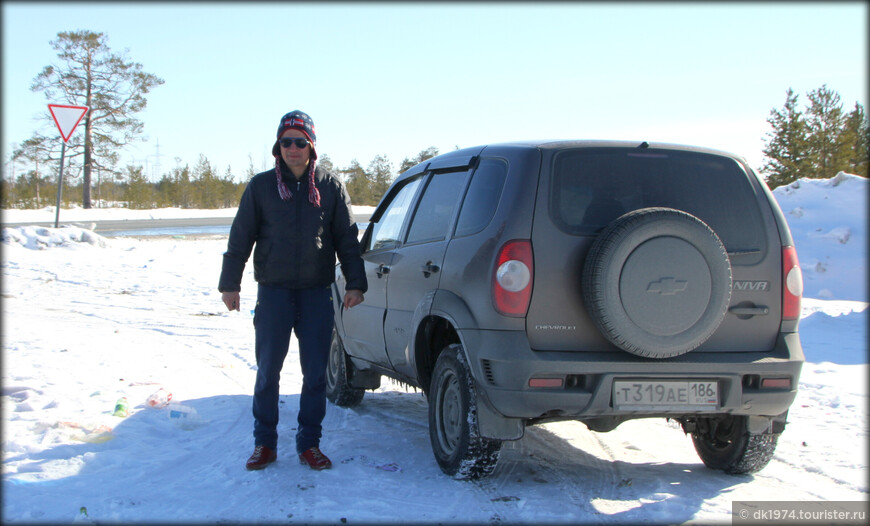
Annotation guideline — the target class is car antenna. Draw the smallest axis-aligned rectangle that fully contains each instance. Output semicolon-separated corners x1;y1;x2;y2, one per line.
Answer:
639;141;650;148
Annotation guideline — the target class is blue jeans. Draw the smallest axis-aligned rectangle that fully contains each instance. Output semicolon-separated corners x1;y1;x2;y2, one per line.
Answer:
252;284;334;454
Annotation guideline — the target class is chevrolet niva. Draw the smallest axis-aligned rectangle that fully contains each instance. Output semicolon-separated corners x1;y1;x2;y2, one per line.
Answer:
327;140;803;479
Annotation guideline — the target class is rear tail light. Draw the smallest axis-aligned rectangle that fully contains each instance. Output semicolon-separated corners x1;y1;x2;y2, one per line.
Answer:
782;246;803;320
493;240;533;317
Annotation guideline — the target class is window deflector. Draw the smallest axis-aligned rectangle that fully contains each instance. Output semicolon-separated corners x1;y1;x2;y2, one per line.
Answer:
365;177;424;253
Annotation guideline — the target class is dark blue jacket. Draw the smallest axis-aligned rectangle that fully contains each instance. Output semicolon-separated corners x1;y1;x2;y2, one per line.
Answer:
218;163;367;293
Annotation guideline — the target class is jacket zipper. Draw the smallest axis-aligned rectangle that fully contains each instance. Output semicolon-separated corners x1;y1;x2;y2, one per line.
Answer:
296;179;303;287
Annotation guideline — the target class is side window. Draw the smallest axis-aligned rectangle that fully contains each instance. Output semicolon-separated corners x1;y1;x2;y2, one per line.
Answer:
405;170;469;245
455;158;508;238
367;177;423;251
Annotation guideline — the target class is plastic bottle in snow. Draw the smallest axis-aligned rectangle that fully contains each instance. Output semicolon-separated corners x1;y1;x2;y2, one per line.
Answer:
168;403;203;430
146;388;172;408
112;397;129;417
168;405;191;419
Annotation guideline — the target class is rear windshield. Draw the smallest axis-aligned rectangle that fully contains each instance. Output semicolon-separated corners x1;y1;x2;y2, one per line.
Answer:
551;148;766;263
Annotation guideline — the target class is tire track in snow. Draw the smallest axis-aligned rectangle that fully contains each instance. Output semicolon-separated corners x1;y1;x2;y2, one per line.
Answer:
321;391;508;523
472;423;625;522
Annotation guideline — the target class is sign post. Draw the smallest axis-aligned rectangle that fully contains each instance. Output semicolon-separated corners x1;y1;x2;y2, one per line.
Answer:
48;104;89;228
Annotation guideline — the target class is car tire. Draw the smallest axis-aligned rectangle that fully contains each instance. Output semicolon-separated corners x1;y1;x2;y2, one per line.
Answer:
582;207;732;358
326;330;365;407
429;344;502;479
691;415;779;474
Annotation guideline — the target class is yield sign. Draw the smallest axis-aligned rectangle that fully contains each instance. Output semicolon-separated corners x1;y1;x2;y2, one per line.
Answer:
48;104;89;142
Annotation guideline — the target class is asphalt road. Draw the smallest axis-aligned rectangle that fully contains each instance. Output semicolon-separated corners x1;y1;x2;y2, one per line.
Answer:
2;212;372;234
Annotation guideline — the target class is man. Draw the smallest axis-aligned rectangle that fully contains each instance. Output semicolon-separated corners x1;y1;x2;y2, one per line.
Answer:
219;110;367;471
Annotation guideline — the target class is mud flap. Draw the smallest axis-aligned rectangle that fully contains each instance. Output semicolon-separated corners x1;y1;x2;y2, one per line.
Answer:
348;366;381;390
748;410;789;434
746;416;774;434
475;385;524;440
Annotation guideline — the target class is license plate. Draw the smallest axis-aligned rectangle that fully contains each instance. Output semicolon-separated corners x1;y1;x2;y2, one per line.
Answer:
612;380;718;410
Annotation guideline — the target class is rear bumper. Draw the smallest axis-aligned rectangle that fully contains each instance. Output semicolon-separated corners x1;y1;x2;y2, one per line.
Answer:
462;330;803;420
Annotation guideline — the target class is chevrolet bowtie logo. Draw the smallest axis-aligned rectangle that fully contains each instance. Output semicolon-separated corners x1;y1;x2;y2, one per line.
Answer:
647;277;688;295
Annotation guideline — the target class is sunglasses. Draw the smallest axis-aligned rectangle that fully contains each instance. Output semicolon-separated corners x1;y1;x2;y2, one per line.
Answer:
279;137;310;149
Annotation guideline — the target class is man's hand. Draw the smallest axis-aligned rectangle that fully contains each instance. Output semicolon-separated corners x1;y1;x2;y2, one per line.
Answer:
343;289;364;310
222;291;241;311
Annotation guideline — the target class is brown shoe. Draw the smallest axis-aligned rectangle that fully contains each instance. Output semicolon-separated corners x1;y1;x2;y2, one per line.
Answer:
246;445;277;471
299;447;332;470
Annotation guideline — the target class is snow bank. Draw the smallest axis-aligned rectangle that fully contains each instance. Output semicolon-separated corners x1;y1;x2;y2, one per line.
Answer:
773;172;867;301
1;225;108;250
800;299;868;365
0;205;239;223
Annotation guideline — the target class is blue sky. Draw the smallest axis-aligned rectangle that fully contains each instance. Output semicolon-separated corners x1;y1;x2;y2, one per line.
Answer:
2;2;867;182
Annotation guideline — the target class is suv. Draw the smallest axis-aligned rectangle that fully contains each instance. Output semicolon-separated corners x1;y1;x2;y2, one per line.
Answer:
327;140;803;479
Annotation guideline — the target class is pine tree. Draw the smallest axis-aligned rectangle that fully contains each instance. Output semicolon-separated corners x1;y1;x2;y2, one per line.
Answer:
124;165;152;209
11;137;54;208
245;154;257;183
317;154;335;176
172;162;192;208
841;102;869;177
762;88;809;188
805;85;848;178
31;30;163;208
193;155;218;208
398;146;440;174
368;154;394;204
154;173;174;208
342;160;372;205
220;165;239;208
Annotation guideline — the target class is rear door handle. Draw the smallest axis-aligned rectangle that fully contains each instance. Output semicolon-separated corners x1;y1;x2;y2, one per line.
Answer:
376;264;391;278
729;305;769;316
421;262;440;278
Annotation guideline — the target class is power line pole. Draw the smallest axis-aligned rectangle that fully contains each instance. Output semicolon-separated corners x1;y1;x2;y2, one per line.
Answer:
152;138;163;181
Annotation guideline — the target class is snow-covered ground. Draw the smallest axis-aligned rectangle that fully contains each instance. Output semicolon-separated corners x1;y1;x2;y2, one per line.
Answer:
1;174;867;524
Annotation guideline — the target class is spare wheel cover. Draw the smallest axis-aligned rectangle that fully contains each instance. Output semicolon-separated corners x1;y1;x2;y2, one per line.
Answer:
582;207;732;358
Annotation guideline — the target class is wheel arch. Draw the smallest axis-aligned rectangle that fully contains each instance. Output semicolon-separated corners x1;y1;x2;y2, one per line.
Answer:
412;288;483;395
411;292;525;441
413;315;461;397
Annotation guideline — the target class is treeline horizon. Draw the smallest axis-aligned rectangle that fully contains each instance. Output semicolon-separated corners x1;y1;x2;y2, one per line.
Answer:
0;147;441;210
